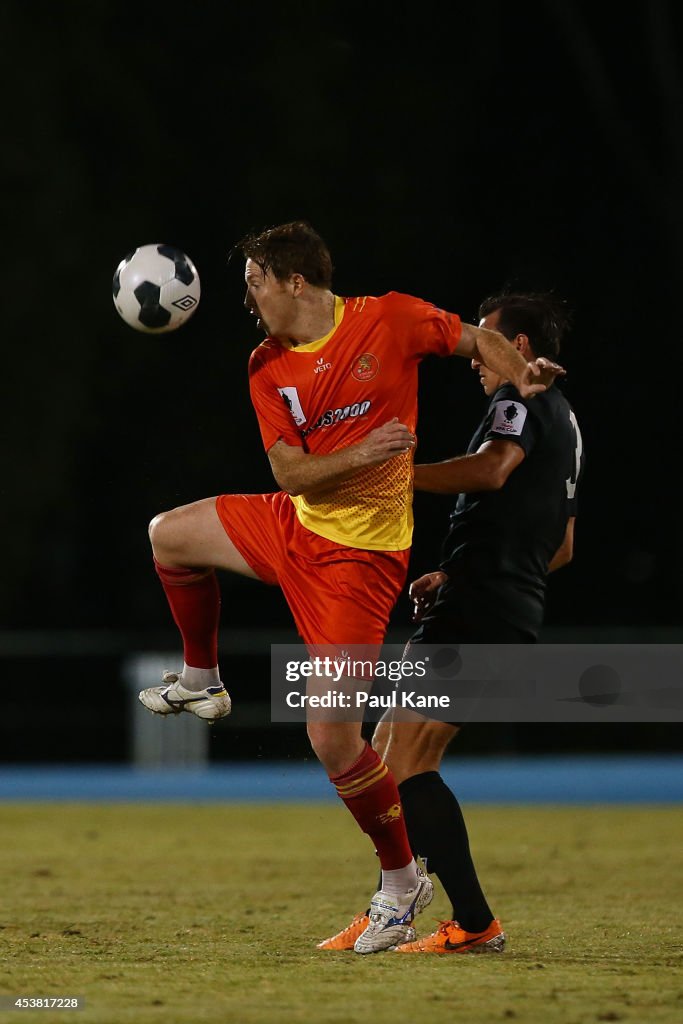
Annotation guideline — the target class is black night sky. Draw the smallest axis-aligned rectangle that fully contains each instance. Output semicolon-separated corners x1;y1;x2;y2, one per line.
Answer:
4;0;683;647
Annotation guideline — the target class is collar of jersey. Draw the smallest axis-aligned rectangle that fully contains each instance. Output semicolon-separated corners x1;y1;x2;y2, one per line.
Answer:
280;295;345;353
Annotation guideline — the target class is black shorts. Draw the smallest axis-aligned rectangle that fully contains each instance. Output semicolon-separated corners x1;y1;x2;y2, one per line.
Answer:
408;582;537;646
406;585;535;726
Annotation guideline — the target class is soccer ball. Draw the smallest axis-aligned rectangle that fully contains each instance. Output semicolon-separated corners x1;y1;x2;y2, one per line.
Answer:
112;244;201;332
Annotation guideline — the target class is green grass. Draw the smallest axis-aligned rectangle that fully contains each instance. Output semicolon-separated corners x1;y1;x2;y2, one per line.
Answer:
0;804;681;1024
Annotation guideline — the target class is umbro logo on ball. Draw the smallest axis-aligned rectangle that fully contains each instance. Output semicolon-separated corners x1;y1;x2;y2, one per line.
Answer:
172;295;198;311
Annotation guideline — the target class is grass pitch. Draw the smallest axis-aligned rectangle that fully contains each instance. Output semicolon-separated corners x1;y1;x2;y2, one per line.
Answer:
0;803;681;1024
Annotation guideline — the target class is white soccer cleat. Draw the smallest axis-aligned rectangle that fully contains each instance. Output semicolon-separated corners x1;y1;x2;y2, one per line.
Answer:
138;671;232;721
353;869;434;954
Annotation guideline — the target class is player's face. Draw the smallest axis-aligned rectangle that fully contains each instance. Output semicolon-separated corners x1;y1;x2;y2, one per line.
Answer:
473;309;505;395
244;259;295;338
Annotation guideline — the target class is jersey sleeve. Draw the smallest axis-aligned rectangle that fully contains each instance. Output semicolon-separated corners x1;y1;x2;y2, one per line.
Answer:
482;389;538;455
383;292;462;359
248;348;303;452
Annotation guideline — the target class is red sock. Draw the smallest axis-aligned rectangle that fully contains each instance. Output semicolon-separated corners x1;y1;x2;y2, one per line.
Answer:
154;559;220;669
330;743;414;870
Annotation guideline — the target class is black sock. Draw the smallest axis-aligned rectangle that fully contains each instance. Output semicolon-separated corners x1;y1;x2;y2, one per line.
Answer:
398;770;494;933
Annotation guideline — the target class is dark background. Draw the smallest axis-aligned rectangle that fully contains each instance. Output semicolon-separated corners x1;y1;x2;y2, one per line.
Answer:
3;1;682;760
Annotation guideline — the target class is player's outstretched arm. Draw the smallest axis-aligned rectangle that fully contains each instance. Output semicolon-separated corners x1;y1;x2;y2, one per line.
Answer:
268;418;415;497
414;439;525;494
457;324;565;398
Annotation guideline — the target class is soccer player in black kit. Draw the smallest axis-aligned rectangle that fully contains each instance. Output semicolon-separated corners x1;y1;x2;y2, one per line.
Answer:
318;292;584;954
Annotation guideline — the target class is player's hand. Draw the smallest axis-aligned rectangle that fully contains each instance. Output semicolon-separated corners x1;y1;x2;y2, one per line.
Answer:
517;357;566;398
355;418;416;467
409;570;448;622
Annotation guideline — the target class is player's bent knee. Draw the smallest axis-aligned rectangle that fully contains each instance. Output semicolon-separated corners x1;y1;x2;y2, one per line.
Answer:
148;508;185;562
306;721;362;775
148;512;162;545
306;721;339;762
149;510;170;550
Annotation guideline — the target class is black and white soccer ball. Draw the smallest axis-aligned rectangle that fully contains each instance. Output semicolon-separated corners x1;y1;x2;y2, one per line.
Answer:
112;244;201;332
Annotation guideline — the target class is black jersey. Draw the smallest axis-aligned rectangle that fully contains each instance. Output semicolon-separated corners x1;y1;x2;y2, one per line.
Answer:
438;382;584;636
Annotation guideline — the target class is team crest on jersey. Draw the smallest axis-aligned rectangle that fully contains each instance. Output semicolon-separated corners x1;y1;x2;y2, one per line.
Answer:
351;352;379;381
278;386;307;426
490;399;527;436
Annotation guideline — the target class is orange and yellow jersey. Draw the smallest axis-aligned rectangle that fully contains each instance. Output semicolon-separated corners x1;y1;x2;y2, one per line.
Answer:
248;292;462;551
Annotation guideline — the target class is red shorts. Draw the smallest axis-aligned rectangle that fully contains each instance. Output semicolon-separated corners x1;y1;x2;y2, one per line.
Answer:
215;491;409;647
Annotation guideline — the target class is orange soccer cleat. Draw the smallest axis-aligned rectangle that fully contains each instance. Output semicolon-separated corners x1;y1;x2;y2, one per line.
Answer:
394;918;506;954
317;912;370;951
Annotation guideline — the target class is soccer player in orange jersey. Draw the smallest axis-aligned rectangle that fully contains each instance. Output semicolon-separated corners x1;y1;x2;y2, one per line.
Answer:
138;222;563;953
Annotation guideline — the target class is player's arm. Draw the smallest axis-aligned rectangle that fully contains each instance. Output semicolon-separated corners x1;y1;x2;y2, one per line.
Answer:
456;323;565;398
548;517;575;571
413;439;525;494
267;418;415;497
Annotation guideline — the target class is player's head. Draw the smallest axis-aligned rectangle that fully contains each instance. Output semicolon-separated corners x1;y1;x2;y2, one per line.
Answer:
474;291;571;395
240;221;333;337
478;292;570;359
240;222;333;287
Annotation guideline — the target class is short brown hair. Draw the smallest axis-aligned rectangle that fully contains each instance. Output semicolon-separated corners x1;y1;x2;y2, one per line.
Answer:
239;221;333;287
478;291;571;359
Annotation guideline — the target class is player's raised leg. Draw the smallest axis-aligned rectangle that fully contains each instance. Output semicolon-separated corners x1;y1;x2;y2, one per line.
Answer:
309;717;433;953
139;496;260;721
